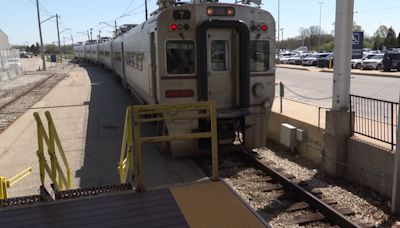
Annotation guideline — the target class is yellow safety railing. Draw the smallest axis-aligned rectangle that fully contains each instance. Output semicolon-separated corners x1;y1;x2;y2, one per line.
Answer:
118;106;134;184
0;168;32;200
118;101;219;192
34;111;72;192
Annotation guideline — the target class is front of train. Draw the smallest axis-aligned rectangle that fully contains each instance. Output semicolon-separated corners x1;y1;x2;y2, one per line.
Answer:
157;0;275;155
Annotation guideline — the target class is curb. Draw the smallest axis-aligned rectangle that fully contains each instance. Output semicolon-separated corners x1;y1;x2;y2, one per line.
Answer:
277;65;400;79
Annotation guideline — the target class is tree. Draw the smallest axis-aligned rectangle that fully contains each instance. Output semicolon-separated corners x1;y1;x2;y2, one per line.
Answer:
373;25;389;50
353;22;363;32
385;27;397;48
398;32;400;47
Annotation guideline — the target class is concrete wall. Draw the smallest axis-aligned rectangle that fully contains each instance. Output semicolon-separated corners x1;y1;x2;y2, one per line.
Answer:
0;29;9;49
346;138;394;198
267;111;324;165
268;110;395;198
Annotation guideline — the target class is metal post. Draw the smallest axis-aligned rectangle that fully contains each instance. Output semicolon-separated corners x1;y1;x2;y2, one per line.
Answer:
332;0;354;110
145;0;148;20
392;94;400;214
70;34;74;46
56;14;62;63
36;0;46;71
391;103;394;151
115;20;117;37
277;0;280;53
280;82;284;113
318;2;324;51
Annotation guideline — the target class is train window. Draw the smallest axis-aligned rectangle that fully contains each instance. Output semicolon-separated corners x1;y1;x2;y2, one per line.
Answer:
211;40;228;71
166;41;195;74
250;41;270;72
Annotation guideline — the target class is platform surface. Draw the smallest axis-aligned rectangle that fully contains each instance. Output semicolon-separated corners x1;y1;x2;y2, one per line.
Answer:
171;181;267;228
0;181;268;228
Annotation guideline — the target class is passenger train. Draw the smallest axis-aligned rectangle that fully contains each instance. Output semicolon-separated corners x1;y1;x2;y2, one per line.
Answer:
74;0;276;156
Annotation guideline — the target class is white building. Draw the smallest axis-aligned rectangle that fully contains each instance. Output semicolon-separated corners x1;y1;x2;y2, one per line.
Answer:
0;29;10;49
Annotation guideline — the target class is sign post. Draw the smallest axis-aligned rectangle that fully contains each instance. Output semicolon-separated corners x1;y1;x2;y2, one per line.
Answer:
352;32;364;59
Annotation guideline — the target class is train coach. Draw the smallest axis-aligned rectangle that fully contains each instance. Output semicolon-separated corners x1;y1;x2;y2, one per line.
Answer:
75;0;276;157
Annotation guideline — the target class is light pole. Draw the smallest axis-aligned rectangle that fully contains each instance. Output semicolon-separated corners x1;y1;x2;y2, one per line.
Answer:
280;28;284;49
35;0;47;71
318;2;324;51
277;0;280;54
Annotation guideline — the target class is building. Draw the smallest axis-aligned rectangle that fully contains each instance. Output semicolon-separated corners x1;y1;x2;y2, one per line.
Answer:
0;29;10;49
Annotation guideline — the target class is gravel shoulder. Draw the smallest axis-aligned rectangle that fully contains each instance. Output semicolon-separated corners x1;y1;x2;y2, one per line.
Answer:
223;143;400;227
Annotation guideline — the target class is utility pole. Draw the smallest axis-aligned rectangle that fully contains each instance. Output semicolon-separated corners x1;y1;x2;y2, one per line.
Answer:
36;0;46;71
70;34;74;45
318;2;324;51
90;28;93;40
277;0;280;54
98;30;101;39
87;30;90;40
56;14;62;63
145;0;148;20
115;21;118;37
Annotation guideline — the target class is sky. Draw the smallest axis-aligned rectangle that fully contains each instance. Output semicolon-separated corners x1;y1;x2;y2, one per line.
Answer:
1;0;400;46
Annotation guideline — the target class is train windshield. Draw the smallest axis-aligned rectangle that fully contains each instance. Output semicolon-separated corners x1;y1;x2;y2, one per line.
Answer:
166;41;195;74
250;41;270;72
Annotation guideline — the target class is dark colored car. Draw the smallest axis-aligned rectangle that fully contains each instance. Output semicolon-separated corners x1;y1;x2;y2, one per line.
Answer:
316;53;334;68
382;52;400;72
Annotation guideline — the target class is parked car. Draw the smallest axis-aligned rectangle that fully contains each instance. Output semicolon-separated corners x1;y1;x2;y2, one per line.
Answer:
382;52;400;72
361;54;384;70
287;54;302;65
316;53;334;68
301;54;316;66
351;53;376;69
7;58;21;68
279;53;295;64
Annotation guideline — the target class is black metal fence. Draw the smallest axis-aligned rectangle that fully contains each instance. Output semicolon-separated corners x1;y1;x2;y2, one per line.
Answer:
350;95;398;150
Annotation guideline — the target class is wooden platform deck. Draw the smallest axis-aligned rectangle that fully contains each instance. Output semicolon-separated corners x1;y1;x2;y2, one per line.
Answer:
0;181;269;228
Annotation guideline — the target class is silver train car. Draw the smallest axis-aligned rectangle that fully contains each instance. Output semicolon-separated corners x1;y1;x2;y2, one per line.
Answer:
74;1;276;156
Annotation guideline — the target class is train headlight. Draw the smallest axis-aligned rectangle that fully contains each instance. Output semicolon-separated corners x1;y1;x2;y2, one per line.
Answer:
252;83;266;98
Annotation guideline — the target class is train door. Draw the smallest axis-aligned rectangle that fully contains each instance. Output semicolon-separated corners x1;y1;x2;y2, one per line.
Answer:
207;29;237;109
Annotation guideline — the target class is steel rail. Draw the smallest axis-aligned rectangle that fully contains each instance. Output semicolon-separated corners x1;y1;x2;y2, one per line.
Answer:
240;150;361;228
0;74;55;112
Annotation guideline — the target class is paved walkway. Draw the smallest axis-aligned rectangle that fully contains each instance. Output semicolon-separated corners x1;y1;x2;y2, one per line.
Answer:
277;64;400;78
0;64;205;198
272;97;396;151
272;97;327;129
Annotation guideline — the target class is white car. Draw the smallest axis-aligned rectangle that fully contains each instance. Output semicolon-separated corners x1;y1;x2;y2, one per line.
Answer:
279;53;295;64
361;54;384;70
351;54;376;69
7;58;21;69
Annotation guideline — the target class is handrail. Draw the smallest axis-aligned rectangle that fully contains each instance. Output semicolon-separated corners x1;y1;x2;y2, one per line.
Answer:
0;168;32;200
34;111;72;193
118;106;134;184
118;101;219;192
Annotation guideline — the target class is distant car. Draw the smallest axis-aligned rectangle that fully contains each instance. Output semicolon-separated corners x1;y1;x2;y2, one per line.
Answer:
7;58;21;68
279;53;295;64
287;54;302;65
302;54;319;66
351;54;376;69
361;54;384;70
382;52;400;72
316;53;334;68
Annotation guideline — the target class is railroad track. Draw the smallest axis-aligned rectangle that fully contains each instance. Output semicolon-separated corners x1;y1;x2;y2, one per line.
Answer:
0;72;68;133
197;150;372;227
